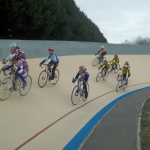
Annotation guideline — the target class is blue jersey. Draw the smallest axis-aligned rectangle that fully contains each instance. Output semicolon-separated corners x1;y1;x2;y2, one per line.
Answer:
75;71;89;83
40;53;59;65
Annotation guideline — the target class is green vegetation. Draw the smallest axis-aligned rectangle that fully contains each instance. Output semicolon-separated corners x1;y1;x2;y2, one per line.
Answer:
0;0;107;42
140;98;150;150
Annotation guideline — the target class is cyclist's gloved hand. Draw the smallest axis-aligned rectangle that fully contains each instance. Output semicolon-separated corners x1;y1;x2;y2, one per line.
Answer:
72;78;76;83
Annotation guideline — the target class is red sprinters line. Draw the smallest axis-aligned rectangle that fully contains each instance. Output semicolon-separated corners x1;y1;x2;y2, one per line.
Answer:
15;81;150;150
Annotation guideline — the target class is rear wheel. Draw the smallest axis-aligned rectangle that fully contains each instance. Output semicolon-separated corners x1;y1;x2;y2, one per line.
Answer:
0;77;12;100
19;75;32;96
52;69;59;85
92;57;99;66
103;71;109;81
71;85;81;105
123;80;128;90
38;70;48;88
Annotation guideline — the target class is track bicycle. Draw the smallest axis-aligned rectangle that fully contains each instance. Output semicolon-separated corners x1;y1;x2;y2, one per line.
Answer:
38;64;59;88
109;61;120;73
71;78;89;105
0;69;32;100
116;74;128;92
96;67;109;81
92;56;106;66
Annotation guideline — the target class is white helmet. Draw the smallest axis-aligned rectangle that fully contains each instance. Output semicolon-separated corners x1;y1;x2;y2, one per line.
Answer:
10;43;17;49
103;59;108;63
101;46;104;49
125;61;129;65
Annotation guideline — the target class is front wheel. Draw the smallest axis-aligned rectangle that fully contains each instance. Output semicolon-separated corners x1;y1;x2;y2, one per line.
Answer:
38;70;48;88
71;85;81;105
19;75;32;96
116;81;122;92
123;80;128;90
0;77;13;100
92;57;99;66
96;72;102;82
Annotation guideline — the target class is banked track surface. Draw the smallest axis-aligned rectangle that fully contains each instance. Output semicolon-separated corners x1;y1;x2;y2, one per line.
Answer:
0;55;150;150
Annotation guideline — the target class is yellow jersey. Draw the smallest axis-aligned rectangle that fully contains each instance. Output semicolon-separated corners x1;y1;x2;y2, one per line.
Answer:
101;62;110;69
110;57;119;64
122;68;131;74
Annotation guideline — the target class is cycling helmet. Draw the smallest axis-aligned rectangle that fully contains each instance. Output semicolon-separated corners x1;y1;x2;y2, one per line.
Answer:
10;43;17;49
48;47;54;51
125;61;129;65
114;54;118;57
79;65;83;69
82;66;86;71
101;46;104;49
103;60;108;63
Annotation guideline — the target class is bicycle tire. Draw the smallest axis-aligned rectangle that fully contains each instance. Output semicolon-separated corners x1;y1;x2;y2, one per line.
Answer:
52;69;59;85
117;74;122;81
71;85;81;105
19;75;32;96
103;71;109;81
38;70;48;88
123;80;128;90
96;72;102;82
82;84;89;101
114;64;120;73
0;77;13;100
0;65;11;83
116;81;122;92
92;57;99;66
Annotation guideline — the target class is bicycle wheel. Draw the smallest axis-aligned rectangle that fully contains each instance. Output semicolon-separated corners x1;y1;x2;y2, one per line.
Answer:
92;57;99;66
82;84;89;101
123;80;128;90
19;75;32;96
38;70;48;88
114;64;120;73
117;74;122;81
52;69;59;85
96;72;102;82
108;64;112;72
0;77;13;100
23;70;29;79
116;81;122;92
71;85;81;105
103;71;109;81
0;66;11;84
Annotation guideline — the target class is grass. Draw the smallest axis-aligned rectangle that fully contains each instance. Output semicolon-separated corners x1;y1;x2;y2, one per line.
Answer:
140;98;150;150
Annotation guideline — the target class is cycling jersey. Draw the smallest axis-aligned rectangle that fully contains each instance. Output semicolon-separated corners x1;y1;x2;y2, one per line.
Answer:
15;49;26;60
110;57;119;64
101;62;110;69
40;53;59;66
75;71;89;83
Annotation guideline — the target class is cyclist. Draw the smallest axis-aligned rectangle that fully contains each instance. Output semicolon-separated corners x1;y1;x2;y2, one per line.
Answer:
98;60;110;73
72;66;89;99
109;54;119;70
95;46;107;61
2;55;28;90
3;43;26;64
119;65;131;84
124;61;130;69
39;47;59;84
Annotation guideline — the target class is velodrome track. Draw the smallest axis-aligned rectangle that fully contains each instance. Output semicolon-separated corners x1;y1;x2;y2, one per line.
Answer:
0;55;150;150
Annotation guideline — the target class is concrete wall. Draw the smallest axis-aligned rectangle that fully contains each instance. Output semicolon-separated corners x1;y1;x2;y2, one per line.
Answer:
0;39;150;60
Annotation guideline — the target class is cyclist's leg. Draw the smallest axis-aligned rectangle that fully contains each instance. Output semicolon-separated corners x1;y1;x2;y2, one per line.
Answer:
16;70;26;88
83;83;88;99
51;62;59;80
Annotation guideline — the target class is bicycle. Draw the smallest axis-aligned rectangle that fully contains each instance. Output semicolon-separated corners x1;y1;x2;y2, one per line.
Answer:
0;59;29;84
96;67;109;82
38;64;59;88
92;56;106;66
0;69;32;100
71;78;89;105
116;74;128;92
109;61;120;73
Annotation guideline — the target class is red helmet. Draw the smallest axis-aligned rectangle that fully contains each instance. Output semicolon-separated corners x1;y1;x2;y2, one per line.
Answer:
48;47;54;51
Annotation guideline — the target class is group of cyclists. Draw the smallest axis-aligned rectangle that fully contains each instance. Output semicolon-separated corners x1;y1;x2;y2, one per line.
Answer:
1;43;131;99
95;46;131;84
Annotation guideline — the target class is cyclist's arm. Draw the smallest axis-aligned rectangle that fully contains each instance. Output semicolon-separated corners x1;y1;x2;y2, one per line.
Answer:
75;72;80;80
4;64;13;70
84;74;89;83
40;55;49;65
